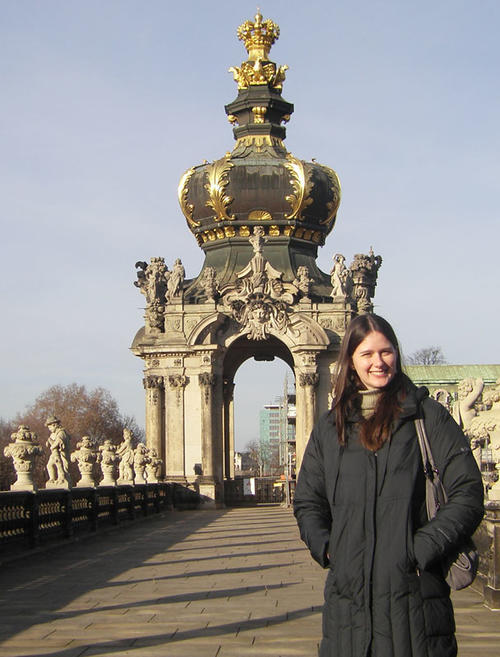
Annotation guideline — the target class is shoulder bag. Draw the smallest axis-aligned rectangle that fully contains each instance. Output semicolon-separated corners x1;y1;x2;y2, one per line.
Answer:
414;417;479;590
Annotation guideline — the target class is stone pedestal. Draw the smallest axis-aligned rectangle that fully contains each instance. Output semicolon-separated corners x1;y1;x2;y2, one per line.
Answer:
484;501;500;610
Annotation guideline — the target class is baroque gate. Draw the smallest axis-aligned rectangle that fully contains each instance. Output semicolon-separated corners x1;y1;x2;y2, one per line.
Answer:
131;11;382;503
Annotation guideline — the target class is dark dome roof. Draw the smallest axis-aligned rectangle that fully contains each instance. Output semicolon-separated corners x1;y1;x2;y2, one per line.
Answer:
178;11;341;256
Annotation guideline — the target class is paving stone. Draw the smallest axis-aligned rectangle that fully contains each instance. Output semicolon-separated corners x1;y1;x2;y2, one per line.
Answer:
0;506;498;656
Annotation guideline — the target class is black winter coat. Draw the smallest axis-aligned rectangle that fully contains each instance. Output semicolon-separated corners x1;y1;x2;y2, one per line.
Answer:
293;385;484;657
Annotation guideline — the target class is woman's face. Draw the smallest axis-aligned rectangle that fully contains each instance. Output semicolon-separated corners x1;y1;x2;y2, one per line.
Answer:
351;330;397;390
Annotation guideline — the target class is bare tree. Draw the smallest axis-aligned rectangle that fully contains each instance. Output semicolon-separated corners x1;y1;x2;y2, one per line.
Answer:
406;346;447;366
0;384;144;489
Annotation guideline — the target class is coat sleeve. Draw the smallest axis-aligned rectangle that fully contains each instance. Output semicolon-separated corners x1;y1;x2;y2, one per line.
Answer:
293;419;332;568
412;398;484;570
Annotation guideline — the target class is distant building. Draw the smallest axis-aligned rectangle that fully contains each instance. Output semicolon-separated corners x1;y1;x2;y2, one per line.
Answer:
405;365;500;395
259;394;296;475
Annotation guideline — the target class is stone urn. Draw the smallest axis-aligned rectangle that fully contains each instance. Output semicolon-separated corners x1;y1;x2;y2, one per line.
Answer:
145;448;163;483
133;443;149;485
98;439;118;486
4;425;43;491
71;436;98;487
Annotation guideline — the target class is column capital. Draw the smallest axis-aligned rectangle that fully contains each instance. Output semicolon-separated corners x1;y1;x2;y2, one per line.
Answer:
167;374;189;388
143;375;164;389
298;372;320;388
199;373;217;387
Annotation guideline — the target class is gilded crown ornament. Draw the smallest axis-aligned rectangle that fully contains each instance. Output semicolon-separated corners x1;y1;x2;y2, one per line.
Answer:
229;10;288;90
174;10;343;301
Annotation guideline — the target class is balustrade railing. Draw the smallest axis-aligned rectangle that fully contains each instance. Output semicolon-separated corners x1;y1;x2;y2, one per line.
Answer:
0;483;174;555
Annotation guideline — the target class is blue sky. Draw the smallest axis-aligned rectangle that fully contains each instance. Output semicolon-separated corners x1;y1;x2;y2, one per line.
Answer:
1;1;498;449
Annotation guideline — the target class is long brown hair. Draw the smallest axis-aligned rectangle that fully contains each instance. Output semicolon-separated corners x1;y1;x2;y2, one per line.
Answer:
332;314;410;449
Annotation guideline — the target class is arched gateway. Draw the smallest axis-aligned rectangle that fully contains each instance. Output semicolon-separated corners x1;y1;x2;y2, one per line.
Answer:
131;11;382;503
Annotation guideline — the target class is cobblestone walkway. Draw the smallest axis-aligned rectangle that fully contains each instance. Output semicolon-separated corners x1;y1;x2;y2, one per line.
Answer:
0;506;497;656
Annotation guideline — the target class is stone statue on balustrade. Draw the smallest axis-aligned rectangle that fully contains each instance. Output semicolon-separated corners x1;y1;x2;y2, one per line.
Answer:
4;425;43;491
134;257;169;333
452;377;484;431
349;248;382;313
71;436;98;488
45;415;72;489
469;378;500;499
201;266;219;301
133;443;149;485
330;254;352;300
146;447;163;483
166;258;185;303
98;439;118;486
116;428;135;485
293;265;313;299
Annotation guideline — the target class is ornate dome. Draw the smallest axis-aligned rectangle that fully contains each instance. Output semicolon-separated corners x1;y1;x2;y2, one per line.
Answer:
178;11;341;298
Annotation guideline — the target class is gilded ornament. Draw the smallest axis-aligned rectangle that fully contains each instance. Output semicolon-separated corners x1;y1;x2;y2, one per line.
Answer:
216;227;225;239
227;114;238;125
284;154;314;220
177;167;199;228
229;11;288;90
319;164;342;227
283;226;294;237
252;106;267;124
224;226;236;238
248;210;273;221
269;225;280;236
237;11;280;60
204;156;235;222
239;226;250;237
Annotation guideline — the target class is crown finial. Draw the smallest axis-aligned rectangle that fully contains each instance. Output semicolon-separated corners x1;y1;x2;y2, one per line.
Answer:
230;11;288;91
237;11;280;61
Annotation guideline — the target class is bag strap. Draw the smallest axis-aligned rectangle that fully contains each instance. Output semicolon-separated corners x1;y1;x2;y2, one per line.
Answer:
414;418;435;481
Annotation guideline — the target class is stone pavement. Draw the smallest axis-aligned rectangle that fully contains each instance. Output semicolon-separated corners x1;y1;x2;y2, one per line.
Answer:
0;505;498;657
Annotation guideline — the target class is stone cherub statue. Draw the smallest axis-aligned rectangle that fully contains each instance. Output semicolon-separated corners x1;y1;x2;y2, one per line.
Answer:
45;415;72;488
116;428;135;484
452;377;484;431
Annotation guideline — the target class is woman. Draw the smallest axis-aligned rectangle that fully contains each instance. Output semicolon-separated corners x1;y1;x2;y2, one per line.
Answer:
293;314;483;657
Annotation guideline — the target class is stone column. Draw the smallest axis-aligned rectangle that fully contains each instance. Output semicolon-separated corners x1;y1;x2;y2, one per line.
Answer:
165;374;188;481
199;373;217;479
198;372;222;505
223;381;235;480
143;375;164;472
295;371;319;471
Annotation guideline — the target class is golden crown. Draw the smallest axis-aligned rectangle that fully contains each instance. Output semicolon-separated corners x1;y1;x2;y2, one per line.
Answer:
237;10;280;60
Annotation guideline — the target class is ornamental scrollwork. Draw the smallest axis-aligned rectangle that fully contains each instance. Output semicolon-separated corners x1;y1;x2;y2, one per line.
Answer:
320;164;342;229
205;156;234;222
284;154;314;220
221;227;298;341
178;167;199;228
